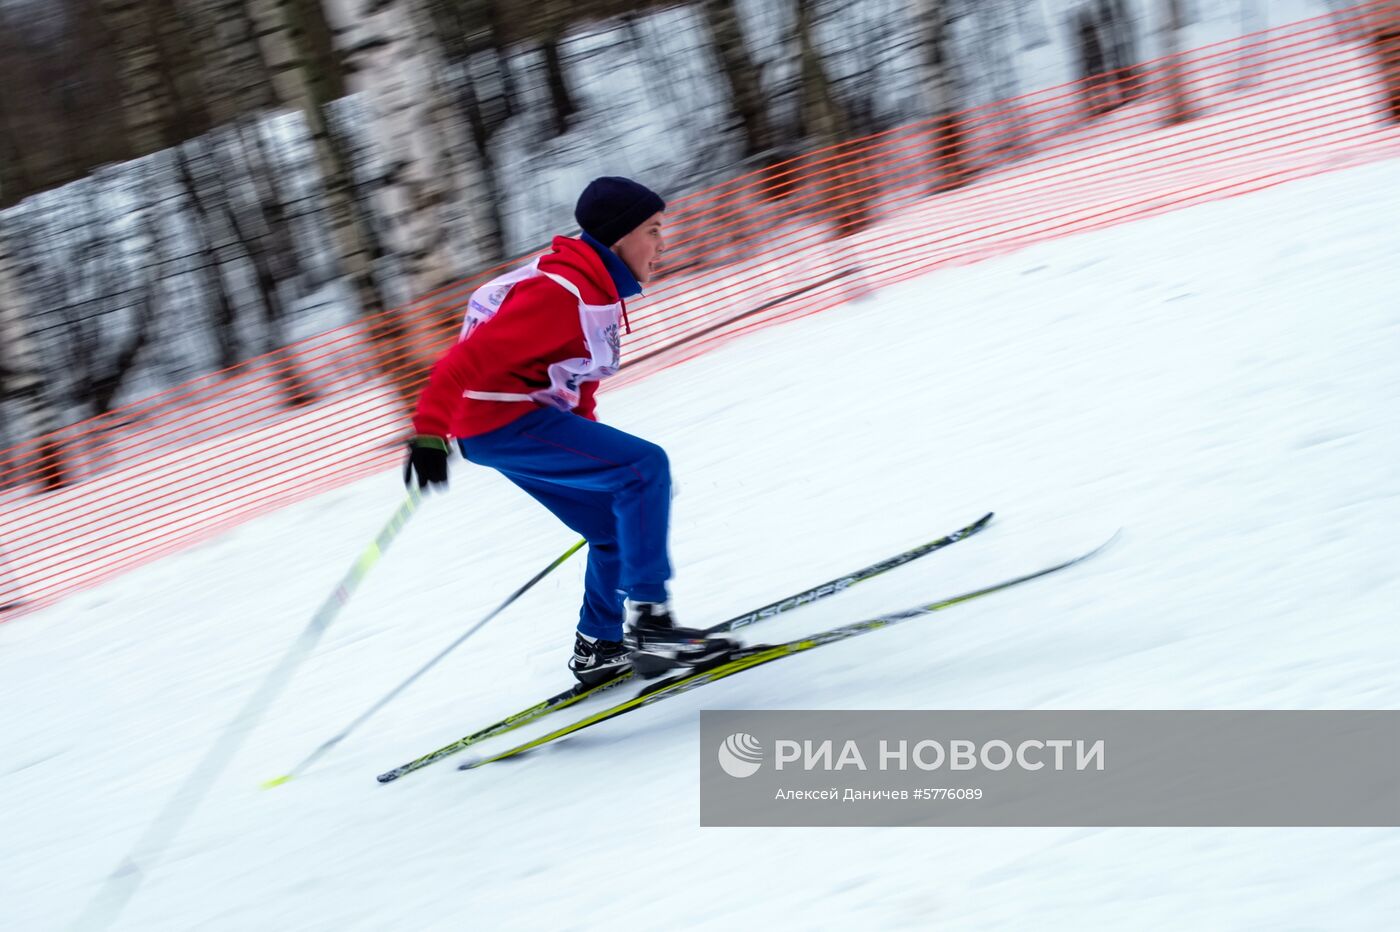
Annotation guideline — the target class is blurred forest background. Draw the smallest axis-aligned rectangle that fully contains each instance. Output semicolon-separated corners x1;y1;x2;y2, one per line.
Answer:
0;0;1376;455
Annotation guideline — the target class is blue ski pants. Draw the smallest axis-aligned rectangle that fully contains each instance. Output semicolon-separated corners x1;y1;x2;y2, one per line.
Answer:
458;407;672;641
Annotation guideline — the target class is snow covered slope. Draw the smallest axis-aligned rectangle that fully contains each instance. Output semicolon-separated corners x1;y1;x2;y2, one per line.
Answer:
3;158;1399;930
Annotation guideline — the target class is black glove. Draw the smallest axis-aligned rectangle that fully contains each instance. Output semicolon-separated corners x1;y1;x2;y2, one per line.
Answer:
403;435;450;490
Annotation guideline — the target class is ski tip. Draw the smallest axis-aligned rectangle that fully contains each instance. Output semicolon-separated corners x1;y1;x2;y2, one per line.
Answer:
261;774;293;789
1068;528;1123;566
375;771;400;784
456;756;483;771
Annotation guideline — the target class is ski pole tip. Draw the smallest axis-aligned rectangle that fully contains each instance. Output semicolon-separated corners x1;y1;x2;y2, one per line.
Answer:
261;774;293;789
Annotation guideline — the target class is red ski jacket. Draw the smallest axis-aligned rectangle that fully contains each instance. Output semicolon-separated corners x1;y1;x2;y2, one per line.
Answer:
412;236;627;439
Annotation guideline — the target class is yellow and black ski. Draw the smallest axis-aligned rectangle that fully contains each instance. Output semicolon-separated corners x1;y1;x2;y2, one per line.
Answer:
375;512;994;783
458;531;1119;773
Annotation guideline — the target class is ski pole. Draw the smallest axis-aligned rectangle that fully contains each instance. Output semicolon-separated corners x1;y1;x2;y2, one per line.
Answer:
74;487;424;931
263;536;586;787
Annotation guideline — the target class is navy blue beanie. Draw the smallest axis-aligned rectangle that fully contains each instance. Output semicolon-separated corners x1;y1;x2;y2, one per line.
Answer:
575;177;665;247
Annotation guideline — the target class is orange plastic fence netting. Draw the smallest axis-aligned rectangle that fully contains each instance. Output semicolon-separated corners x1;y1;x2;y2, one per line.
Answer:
1;1;1397;617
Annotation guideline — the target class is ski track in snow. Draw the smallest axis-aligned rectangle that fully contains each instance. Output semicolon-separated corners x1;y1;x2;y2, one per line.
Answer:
2;159;1399;930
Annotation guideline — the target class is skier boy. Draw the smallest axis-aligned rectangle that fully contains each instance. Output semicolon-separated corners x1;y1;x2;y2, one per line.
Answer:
402;177;732;685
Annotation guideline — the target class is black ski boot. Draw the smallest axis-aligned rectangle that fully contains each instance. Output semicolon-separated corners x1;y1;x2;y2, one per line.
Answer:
624;602;736;680
568;632;632;687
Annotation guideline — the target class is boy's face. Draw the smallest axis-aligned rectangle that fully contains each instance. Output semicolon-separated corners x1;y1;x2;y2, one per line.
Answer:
613;212;665;285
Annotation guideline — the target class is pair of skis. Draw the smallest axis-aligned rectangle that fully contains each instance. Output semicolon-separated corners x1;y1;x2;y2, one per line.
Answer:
379;513;1117;781
376;512;992;782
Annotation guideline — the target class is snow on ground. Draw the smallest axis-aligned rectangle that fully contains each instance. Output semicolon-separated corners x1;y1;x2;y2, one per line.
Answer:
3;158;1399;930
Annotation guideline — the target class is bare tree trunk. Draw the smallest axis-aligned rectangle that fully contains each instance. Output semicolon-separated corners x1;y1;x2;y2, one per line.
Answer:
221;124;316;406
794;0;844;144
244;0;399;387
1370;0;1400;124
89;170;162;416
0;219;64;491
183;132;285;377
1101;0;1140;104
65;179;122;419
208;0;326;287
51;167;155;424
203;0;283;125
538;2;578;138
1077;10;1113;116
174;145;245;368
236;121;301;284
96;0;245;370
320;0;495;300
454;0;518;131
701;0;774;161
793;0;869;238
97;0;177;156
425;0;507;267
911;0;972;191
144;0;251;369
185;1;317;405
484;0;518;117
0;543;22;611
1160;0;1194;125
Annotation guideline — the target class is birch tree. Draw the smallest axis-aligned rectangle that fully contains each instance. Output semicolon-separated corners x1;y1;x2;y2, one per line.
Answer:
243;0;402;383
200;0;283;126
318;0;496;301
174;0;316;404
911;0;972;190
202;0;340;285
